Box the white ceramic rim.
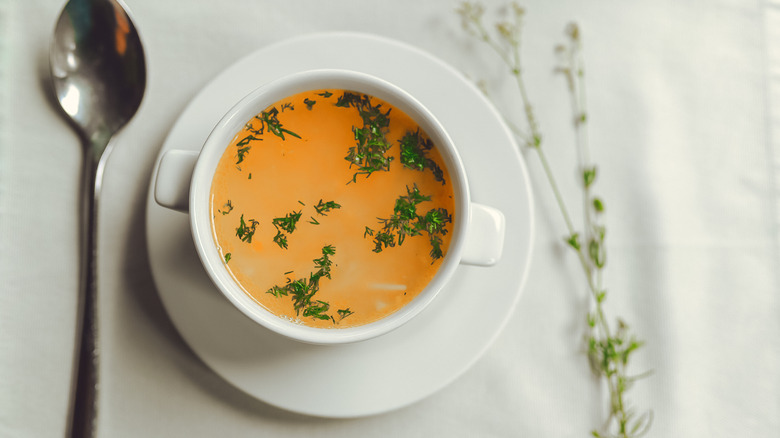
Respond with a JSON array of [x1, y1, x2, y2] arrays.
[[188, 69, 471, 344]]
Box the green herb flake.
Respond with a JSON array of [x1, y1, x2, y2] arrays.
[[313, 245, 336, 278], [304, 98, 316, 110], [369, 185, 451, 261], [234, 134, 262, 166], [273, 231, 288, 249], [270, 209, 303, 249], [266, 284, 289, 298], [429, 235, 444, 261], [272, 210, 302, 234], [314, 199, 342, 215], [337, 92, 395, 183], [372, 231, 396, 252], [236, 134, 260, 147], [236, 146, 251, 165], [302, 300, 330, 320], [254, 107, 301, 141], [317, 91, 333, 98], [235, 214, 260, 243], [399, 130, 446, 184], [337, 308, 354, 320], [224, 253, 231, 263], [219, 200, 234, 215], [265, 245, 337, 321]]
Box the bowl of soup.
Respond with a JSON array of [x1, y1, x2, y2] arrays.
[[154, 69, 505, 344]]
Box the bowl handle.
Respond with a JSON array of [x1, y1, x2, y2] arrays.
[[461, 203, 505, 266], [154, 149, 198, 212]]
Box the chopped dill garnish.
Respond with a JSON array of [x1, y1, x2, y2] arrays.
[[236, 146, 251, 165], [421, 208, 451, 235], [271, 210, 302, 249], [265, 246, 341, 322], [373, 231, 396, 251], [309, 216, 320, 225], [298, 200, 306, 206], [273, 231, 288, 249], [429, 235, 444, 260], [313, 244, 335, 279], [337, 308, 354, 320], [399, 129, 446, 184], [253, 107, 301, 141], [272, 210, 302, 233], [286, 279, 311, 311], [235, 134, 261, 166], [314, 199, 341, 215], [219, 200, 233, 215], [304, 98, 316, 110], [235, 214, 260, 243], [280, 102, 294, 112], [303, 300, 330, 320], [266, 284, 288, 298], [369, 184, 451, 261], [317, 91, 333, 98], [237, 134, 260, 147], [336, 91, 395, 183]]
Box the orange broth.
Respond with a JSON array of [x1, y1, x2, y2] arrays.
[[210, 89, 455, 328]]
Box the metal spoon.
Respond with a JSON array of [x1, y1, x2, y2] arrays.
[[49, 0, 146, 436]]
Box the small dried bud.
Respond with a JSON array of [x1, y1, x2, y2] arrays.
[[496, 21, 513, 39], [457, 2, 484, 22], [566, 22, 580, 41], [457, 2, 485, 35], [511, 2, 525, 18]]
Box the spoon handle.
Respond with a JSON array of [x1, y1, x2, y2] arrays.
[[69, 139, 112, 438]]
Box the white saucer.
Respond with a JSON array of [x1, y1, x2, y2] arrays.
[[145, 32, 534, 418]]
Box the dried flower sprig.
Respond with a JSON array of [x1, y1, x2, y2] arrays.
[[457, 3, 652, 437]]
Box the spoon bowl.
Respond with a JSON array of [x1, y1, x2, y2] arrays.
[[49, 0, 146, 436], [51, 0, 146, 153]]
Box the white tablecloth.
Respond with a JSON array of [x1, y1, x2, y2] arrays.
[[1, 0, 778, 436]]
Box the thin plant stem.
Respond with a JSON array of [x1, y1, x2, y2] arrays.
[[535, 135, 578, 237], [457, 3, 652, 437]]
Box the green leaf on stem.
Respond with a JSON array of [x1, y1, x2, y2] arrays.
[[583, 166, 597, 188], [565, 233, 581, 250], [589, 238, 605, 268], [593, 197, 604, 212]]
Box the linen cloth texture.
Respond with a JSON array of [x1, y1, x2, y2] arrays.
[[0, 0, 777, 436]]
